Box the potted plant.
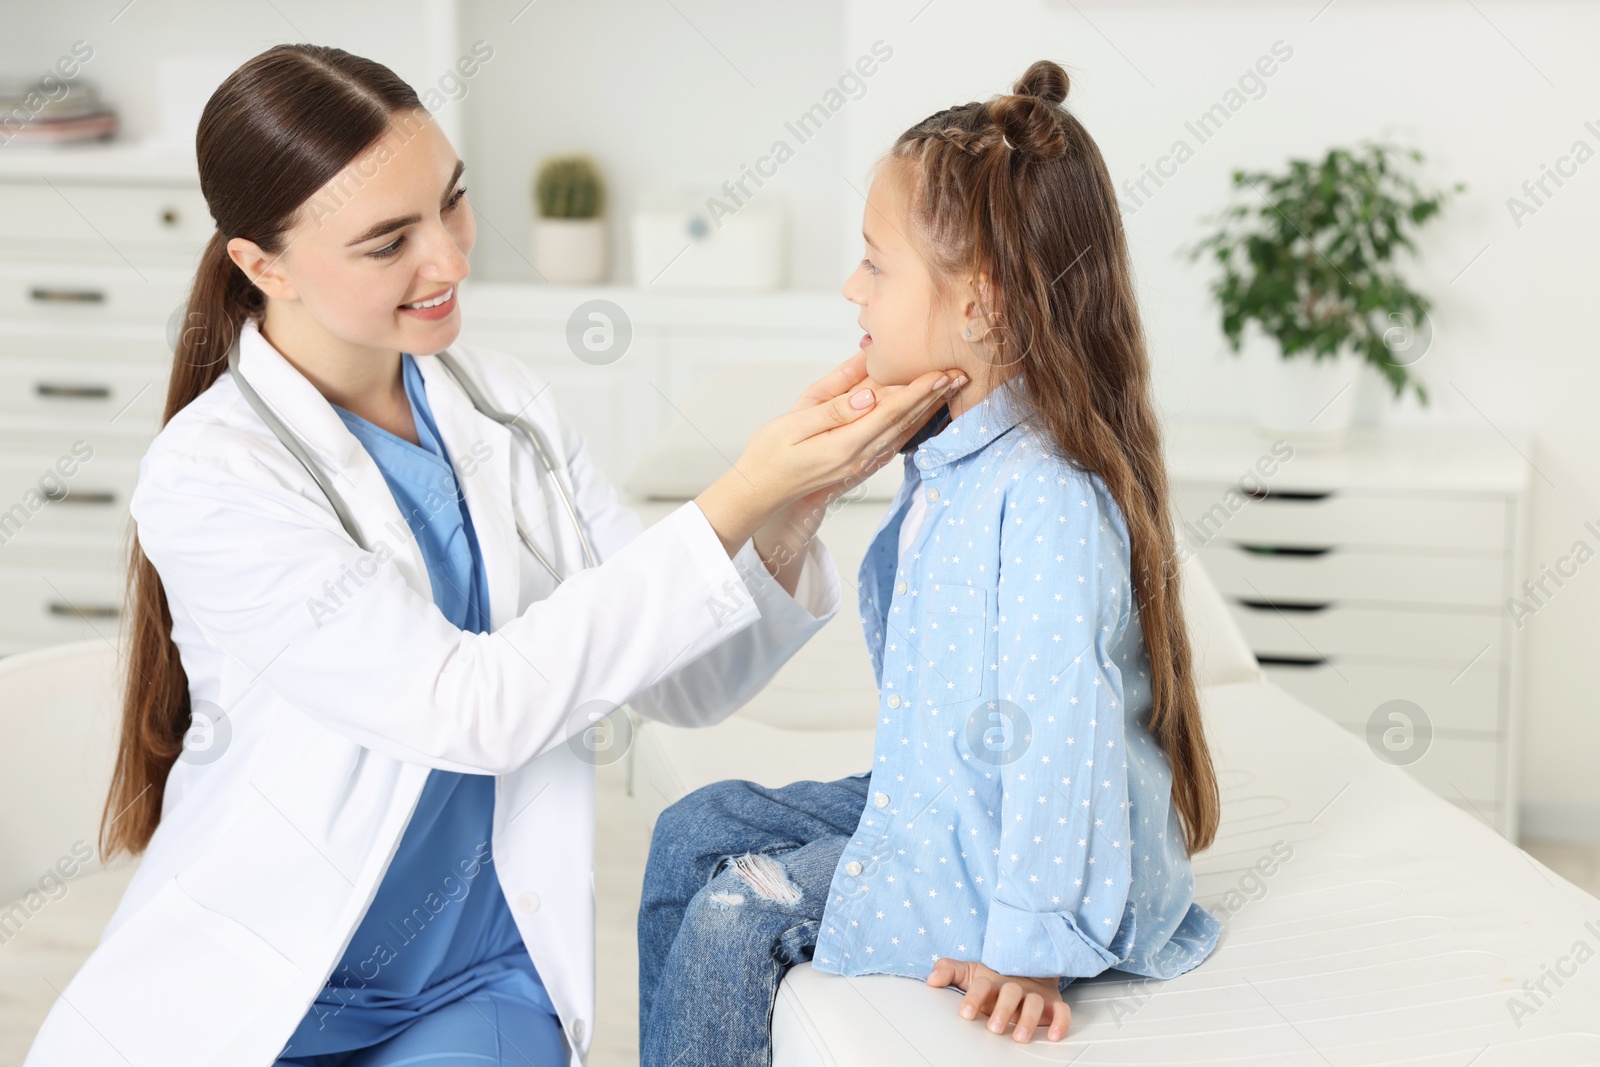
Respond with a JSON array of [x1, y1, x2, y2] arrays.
[[531, 154, 608, 284], [1182, 141, 1464, 446]]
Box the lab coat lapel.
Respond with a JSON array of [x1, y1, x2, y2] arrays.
[[413, 351, 520, 631], [234, 318, 429, 593]]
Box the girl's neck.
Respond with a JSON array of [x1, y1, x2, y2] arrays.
[[945, 367, 1016, 421]]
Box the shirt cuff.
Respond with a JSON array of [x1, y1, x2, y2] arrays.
[[981, 897, 1122, 980], [731, 533, 844, 624]]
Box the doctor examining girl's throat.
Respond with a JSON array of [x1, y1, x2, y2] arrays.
[[223, 111, 470, 446]]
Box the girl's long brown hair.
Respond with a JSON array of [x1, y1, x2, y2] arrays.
[[881, 59, 1220, 854], [102, 44, 430, 860]]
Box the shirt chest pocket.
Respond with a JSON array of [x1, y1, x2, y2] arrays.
[[916, 582, 990, 711]]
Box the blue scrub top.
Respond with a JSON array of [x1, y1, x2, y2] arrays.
[[279, 352, 556, 1058]]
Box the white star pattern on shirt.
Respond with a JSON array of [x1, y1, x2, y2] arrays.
[[810, 387, 1217, 986]]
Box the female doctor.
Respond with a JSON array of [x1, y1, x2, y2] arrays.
[[23, 44, 965, 1067]]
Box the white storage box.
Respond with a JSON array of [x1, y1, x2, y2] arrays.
[[630, 190, 785, 290]]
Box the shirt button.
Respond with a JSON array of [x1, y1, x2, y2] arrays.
[[874, 792, 889, 808], [516, 891, 540, 913], [895, 580, 908, 595], [844, 861, 863, 876], [926, 487, 939, 503], [886, 694, 901, 709]]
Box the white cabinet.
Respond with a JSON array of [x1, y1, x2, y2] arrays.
[[0, 147, 861, 658], [1165, 423, 1532, 840]]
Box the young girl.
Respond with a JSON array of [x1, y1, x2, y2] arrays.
[[638, 59, 1222, 1062]]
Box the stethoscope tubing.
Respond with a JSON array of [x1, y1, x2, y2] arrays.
[[225, 337, 598, 586]]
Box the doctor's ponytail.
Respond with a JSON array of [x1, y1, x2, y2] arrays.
[[104, 43, 431, 859]]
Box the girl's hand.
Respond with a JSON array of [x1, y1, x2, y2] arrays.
[[926, 958, 1071, 1043]]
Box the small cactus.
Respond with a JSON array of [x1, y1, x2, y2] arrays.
[[534, 155, 606, 219]]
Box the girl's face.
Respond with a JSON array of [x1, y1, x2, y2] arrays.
[[238, 109, 476, 357], [841, 165, 984, 405]]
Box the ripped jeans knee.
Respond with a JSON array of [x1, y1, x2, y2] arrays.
[[704, 850, 805, 910]]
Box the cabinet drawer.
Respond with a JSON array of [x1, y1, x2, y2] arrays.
[[1199, 542, 1506, 608], [1335, 722, 1500, 806], [0, 260, 192, 322], [1230, 601, 1502, 664], [0, 447, 140, 549], [0, 557, 126, 648], [0, 354, 169, 432], [1263, 658, 1502, 733], [0, 182, 210, 251], [1173, 486, 1509, 553]]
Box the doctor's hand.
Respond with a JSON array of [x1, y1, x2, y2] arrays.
[[926, 958, 1072, 1044], [696, 351, 964, 558]]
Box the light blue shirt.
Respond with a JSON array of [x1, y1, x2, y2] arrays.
[[279, 352, 556, 1057], [810, 378, 1220, 988]]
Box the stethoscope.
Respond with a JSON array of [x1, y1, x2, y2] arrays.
[[225, 336, 599, 586]]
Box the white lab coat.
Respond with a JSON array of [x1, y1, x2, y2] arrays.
[[24, 316, 842, 1067]]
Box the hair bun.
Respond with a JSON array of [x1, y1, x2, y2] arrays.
[[987, 60, 1069, 160], [1014, 60, 1069, 106]]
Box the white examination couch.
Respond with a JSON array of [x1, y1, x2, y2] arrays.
[[622, 364, 1600, 1066]]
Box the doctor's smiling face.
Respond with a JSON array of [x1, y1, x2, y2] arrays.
[[225, 108, 473, 398]]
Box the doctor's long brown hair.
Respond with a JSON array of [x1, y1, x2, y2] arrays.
[[884, 59, 1220, 854], [102, 44, 432, 859]]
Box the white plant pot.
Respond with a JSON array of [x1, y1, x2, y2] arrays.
[[1240, 323, 1366, 449], [531, 217, 607, 284]]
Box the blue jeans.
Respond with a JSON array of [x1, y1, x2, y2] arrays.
[[638, 773, 871, 1067]]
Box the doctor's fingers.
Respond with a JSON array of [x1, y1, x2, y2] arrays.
[[794, 367, 963, 462], [830, 368, 967, 469], [789, 350, 870, 413]]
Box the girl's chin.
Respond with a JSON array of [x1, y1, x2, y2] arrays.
[[863, 350, 911, 387]]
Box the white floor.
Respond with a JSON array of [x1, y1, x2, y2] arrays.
[[3, 762, 1596, 1066]]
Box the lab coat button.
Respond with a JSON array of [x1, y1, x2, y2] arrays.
[[516, 891, 540, 913], [886, 694, 901, 709], [570, 1017, 586, 1043], [895, 580, 908, 595], [874, 792, 889, 808], [844, 860, 863, 876]]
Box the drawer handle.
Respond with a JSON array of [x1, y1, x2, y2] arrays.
[[1237, 598, 1332, 613], [1239, 544, 1333, 557], [1240, 487, 1332, 502], [36, 382, 113, 400], [42, 486, 116, 505], [1257, 654, 1329, 668], [48, 601, 120, 620], [29, 287, 107, 305]]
